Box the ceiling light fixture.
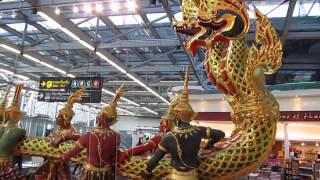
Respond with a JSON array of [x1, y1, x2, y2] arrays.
[[95, 3, 103, 13], [73, 6, 79, 13], [142, 106, 158, 115], [111, 2, 120, 12], [0, 73, 9, 81], [126, 0, 137, 11], [0, 44, 20, 54], [84, 3, 92, 13], [23, 54, 68, 75], [55, 8, 60, 14], [38, 10, 169, 111], [0, 69, 29, 81], [100, 102, 135, 115], [11, 11, 17, 18], [96, 52, 127, 73]]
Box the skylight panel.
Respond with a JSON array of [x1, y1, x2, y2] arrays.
[[38, 21, 59, 29], [146, 13, 170, 23], [7, 23, 27, 32], [108, 15, 143, 25], [0, 28, 7, 35], [293, 2, 320, 17]]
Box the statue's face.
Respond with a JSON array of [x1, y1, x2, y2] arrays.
[[159, 119, 168, 133], [6, 111, 22, 122]]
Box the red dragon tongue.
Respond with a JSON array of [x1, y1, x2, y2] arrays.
[[187, 39, 206, 57]]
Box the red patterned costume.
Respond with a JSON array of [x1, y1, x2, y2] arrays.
[[59, 84, 124, 180], [34, 88, 85, 180]]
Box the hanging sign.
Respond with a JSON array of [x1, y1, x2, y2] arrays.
[[38, 77, 103, 103]]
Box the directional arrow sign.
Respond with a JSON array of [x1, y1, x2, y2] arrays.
[[41, 81, 46, 87]]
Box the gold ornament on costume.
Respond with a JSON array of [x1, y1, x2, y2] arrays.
[[58, 87, 85, 120], [5, 84, 23, 122], [0, 88, 9, 120], [161, 96, 180, 130], [15, 0, 284, 179], [173, 66, 195, 122], [99, 84, 124, 125]]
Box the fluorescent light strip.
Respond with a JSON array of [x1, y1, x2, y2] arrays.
[[102, 88, 140, 107], [23, 54, 68, 75], [120, 97, 140, 107], [0, 44, 20, 54], [0, 73, 9, 81], [96, 52, 127, 74], [38, 11, 168, 110], [67, 74, 76, 78], [117, 107, 135, 115], [38, 11, 95, 51], [0, 69, 29, 80], [100, 102, 135, 115], [102, 88, 115, 96], [142, 107, 159, 115]]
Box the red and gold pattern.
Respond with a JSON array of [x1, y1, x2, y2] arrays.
[[34, 88, 85, 180], [0, 89, 9, 124], [15, 0, 283, 179]]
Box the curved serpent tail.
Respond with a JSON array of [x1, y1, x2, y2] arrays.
[[16, 0, 282, 179]]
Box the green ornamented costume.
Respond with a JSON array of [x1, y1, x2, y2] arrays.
[[0, 84, 26, 179], [146, 67, 225, 180]]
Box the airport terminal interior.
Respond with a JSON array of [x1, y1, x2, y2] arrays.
[[0, 0, 319, 179]]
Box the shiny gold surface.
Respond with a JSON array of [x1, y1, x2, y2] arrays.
[[15, 1, 282, 179], [99, 84, 124, 125], [83, 163, 111, 173], [174, 66, 195, 122], [58, 87, 85, 118]]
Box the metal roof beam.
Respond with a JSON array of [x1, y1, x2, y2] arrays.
[[15, 65, 186, 73], [281, 0, 297, 46], [0, 39, 180, 52], [99, 17, 148, 62], [35, 7, 168, 104], [160, 1, 203, 87], [137, 9, 176, 64]]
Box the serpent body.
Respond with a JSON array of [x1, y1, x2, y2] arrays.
[[15, 0, 282, 179]]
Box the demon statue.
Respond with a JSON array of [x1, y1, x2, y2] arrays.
[[34, 88, 85, 180], [0, 84, 26, 179], [58, 84, 125, 180]]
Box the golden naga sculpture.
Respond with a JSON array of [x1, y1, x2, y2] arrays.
[[15, 0, 282, 179]]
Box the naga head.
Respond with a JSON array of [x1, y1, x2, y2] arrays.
[[174, 0, 250, 56]]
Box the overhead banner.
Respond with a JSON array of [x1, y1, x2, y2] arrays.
[[195, 111, 320, 122], [38, 77, 103, 103]]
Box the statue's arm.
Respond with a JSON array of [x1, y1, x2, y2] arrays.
[[61, 133, 88, 161], [200, 126, 225, 144], [146, 136, 169, 174], [146, 148, 166, 173]]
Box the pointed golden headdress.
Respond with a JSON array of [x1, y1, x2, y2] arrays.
[[5, 84, 23, 122], [58, 87, 85, 118], [173, 66, 196, 122], [0, 88, 9, 119], [160, 95, 180, 130], [99, 84, 124, 125]]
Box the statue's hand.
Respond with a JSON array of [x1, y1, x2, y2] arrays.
[[50, 136, 64, 147], [118, 150, 129, 163]]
